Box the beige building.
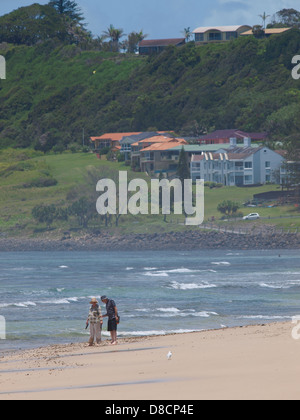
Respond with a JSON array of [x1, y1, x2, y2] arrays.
[[193, 25, 252, 44]]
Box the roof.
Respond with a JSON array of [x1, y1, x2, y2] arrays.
[[170, 145, 205, 152], [192, 146, 285, 162], [120, 131, 172, 144], [139, 38, 186, 48], [198, 129, 268, 141], [275, 150, 288, 157], [136, 136, 187, 145], [193, 25, 251, 34], [140, 142, 186, 152], [241, 28, 291, 36], [90, 133, 142, 142], [139, 136, 174, 144]]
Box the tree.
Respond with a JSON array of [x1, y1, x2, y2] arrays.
[[102, 24, 125, 52], [182, 27, 192, 42], [259, 12, 270, 29], [32, 204, 68, 228], [176, 147, 190, 216], [69, 197, 95, 228], [285, 134, 300, 200], [0, 4, 68, 45], [217, 201, 240, 217], [269, 8, 300, 28], [252, 25, 265, 39], [176, 147, 190, 183], [48, 0, 84, 24], [127, 30, 147, 53]]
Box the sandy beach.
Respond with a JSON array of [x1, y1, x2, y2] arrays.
[[0, 321, 300, 400]]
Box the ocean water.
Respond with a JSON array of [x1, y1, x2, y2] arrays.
[[0, 249, 300, 352]]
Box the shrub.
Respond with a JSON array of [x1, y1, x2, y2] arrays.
[[23, 176, 58, 188], [217, 200, 240, 216]]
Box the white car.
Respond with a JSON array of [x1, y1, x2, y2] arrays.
[[243, 213, 260, 220]]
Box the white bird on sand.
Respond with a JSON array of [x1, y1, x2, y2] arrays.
[[167, 351, 172, 360]]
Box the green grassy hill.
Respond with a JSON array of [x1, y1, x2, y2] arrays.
[[1, 28, 300, 150], [1, 5, 300, 238], [0, 149, 299, 238]]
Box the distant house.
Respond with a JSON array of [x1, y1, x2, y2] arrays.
[[90, 132, 142, 152], [191, 138, 285, 186], [120, 132, 174, 160], [241, 27, 292, 37], [131, 136, 187, 176], [193, 25, 252, 44], [138, 38, 186, 55], [197, 129, 268, 145]]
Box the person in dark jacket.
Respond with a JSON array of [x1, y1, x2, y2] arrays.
[[101, 296, 119, 345]]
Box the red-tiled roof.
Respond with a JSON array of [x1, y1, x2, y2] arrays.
[[140, 142, 186, 152], [90, 133, 142, 142], [134, 136, 187, 146]]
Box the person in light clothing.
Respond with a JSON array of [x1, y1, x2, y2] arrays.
[[86, 298, 103, 346]]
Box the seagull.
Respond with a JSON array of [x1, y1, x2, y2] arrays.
[[167, 351, 172, 360]]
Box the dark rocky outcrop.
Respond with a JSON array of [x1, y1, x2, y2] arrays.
[[0, 230, 299, 252]]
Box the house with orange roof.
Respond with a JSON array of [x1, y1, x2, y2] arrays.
[[119, 131, 174, 160], [90, 132, 143, 152], [133, 137, 188, 176]]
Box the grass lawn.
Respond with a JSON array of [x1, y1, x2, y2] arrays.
[[0, 149, 299, 237]]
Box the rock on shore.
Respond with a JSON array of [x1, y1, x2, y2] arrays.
[[0, 230, 299, 252]]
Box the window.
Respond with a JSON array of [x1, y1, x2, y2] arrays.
[[245, 175, 253, 184], [235, 162, 243, 170], [244, 162, 253, 169], [195, 33, 204, 42], [265, 161, 271, 168], [226, 32, 237, 40], [209, 32, 222, 41]]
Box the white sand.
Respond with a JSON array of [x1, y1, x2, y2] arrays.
[[1, 322, 300, 400]]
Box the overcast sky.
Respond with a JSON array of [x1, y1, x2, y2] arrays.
[[1, 0, 299, 39]]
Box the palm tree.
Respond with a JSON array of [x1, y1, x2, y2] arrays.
[[102, 24, 125, 52], [259, 12, 270, 29], [182, 27, 192, 42]]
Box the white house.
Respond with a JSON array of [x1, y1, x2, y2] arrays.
[[190, 138, 285, 186]]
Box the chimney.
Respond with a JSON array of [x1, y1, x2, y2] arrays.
[[230, 137, 237, 147], [243, 137, 252, 148]]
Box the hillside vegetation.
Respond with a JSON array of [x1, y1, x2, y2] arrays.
[[1, 4, 300, 238], [0, 26, 300, 151], [0, 149, 298, 238]]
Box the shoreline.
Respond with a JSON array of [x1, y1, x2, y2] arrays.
[[0, 321, 278, 357], [1, 321, 300, 400], [0, 230, 299, 251], [0, 319, 289, 353]]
